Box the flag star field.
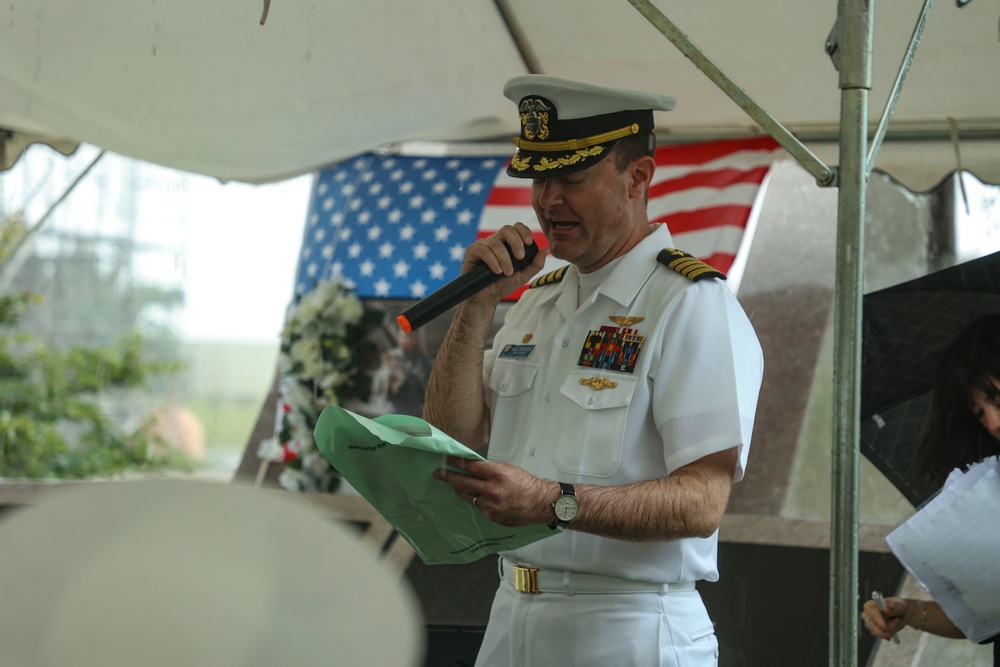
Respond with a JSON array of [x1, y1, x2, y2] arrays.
[[295, 154, 506, 300]]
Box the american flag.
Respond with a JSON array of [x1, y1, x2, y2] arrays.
[[292, 137, 781, 300]]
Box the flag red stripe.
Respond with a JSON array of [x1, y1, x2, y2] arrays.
[[488, 165, 772, 208], [487, 185, 533, 207], [649, 165, 772, 198], [653, 136, 780, 166], [504, 285, 529, 301], [701, 252, 736, 274], [654, 205, 753, 234], [476, 138, 779, 300]]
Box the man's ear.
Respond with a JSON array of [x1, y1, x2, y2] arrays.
[[628, 155, 656, 199]]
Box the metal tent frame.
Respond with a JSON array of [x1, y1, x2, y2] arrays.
[[617, 1, 935, 664]]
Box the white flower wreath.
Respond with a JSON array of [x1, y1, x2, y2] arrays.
[[258, 276, 382, 493]]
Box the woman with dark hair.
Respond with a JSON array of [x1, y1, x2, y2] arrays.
[[912, 312, 1000, 490], [861, 312, 1000, 661]]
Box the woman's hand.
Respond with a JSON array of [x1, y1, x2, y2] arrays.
[[861, 596, 908, 642]]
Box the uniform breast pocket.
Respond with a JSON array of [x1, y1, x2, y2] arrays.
[[554, 371, 638, 477], [486, 360, 539, 461]]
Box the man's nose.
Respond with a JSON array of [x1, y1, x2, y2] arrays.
[[534, 179, 562, 208]]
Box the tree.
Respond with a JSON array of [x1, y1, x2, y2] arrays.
[[0, 212, 188, 479]]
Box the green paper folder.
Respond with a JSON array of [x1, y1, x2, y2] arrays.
[[314, 405, 557, 565]]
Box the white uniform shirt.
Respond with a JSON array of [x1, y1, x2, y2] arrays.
[[483, 224, 763, 584]]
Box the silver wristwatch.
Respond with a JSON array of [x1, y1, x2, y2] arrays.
[[548, 482, 578, 529]]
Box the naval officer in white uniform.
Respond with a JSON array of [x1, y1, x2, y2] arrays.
[[425, 74, 764, 667]]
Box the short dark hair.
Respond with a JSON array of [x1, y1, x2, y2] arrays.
[[612, 133, 655, 173], [913, 312, 1000, 490]]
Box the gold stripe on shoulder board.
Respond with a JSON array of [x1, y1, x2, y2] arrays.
[[529, 266, 568, 288], [656, 248, 726, 282]]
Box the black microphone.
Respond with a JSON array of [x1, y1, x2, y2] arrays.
[[396, 242, 539, 333]]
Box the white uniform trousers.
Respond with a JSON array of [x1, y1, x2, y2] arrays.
[[475, 568, 720, 667]]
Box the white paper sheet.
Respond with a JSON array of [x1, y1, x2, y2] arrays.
[[886, 458, 1000, 642]]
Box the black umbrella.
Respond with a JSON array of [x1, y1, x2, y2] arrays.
[[860, 250, 1000, 507]]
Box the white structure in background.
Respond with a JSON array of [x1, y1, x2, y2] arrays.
[[0, 144, 310, 469]]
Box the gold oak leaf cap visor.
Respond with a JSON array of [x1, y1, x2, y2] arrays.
[[503, 74, 676, 179]]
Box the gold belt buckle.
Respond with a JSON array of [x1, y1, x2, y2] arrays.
[[513, 564, 540, 593]]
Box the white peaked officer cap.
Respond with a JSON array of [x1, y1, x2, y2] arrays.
[[503, 74, 676, 178]]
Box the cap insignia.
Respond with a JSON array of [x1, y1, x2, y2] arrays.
[[609, 316, 644, 327], [579, 376, 618, 391], [518, 98, 551, 141], [657, 248, 726, 282]]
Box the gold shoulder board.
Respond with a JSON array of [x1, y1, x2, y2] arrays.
[[529, 266, 568, 288], [656, 248, 726, 282]]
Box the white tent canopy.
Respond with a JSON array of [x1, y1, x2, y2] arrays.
[[1, 0, 998, 187], [2, 3, 999, 665]]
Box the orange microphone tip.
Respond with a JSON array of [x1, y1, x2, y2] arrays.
[[396, 314, 412, 333]]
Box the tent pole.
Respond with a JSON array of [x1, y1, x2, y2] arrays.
[[493, 0, 544, 74], [623, 0, 875, 661], [625, 0, 835, 187], [866, 0, 935, 181], [0, 149, 105, 287], [831, 0, 872, 665]]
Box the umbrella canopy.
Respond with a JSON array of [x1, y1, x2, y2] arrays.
[[861, 250, 1000, 507]]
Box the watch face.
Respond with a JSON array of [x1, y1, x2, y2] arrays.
[[554, 495, 579, 522]]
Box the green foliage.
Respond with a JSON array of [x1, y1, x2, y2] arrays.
[[0, 212, 27, 264], [0, 292, 41, 327], [0, 205, 191, 480], [0, 296, 187, 480]]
